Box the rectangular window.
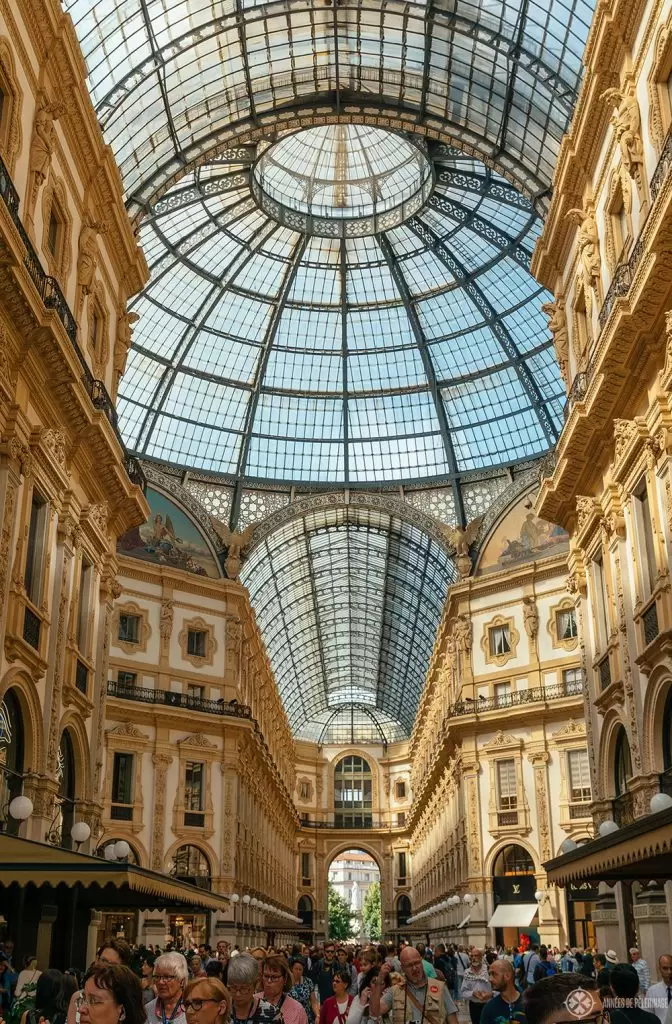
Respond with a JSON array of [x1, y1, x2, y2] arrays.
[[117, 671, 137, 688], [398, 851, 407, 882], [185, 761, 204, 811], [187, 629, 207, 658], [395, 780, 406, 800], [494, 682, 511, 706], [299, 780, 310, 800], [563, 668, 583, 696], [634, 481, 657, 595], [25, 492, 48, 606], [118, 614, 140, 644], [593, 554, 610, 650], [557, 608, 578, 640], [496, 759, 518, 810], [47, 209, 60, 257], [112, 752, 134, 805], [301, 852, 311, 885], [568, 749, 592, 803], [397, 812, 406, 827], [489, 625, 511, 656], [76, 557, 92, 651], [187, 684, 204, 701]]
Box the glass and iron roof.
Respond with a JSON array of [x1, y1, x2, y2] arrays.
[[240, 505, 455, 743]]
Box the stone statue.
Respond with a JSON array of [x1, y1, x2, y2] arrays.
[[600, 87, 644, 184], [29, 93, 63, 186], [523, 597, 539, 640], [113, 311, 139, 388], [441, 516, 483, 579], [541, 298, 570, 390], [160, 599, 174, 640], [210, 520, 256, 579], [77, 215, 107, 297], [453, 614, 472, 653], [566, 207, 601, 297]]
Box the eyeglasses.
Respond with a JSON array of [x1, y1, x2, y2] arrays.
[[98, 957, 119, 967], [184, 1000, 220, 1013], [263, 975, 284, 982], [77, 995, 111, 1009], [154, 975, 178, 982]]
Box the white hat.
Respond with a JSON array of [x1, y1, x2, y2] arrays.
[[606, 950, 618, 964]]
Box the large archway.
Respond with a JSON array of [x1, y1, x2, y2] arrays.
[[327, 848, 381, 942]]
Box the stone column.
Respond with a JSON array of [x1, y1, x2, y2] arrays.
[[36, 905, 58, 968], [0, 439, 26, 644], [634, 888, 669, 968], [151, 753, 172, 871], [143, 915, 170, 947], [593, 883, 625, 959], [86, 911, 103, 965]]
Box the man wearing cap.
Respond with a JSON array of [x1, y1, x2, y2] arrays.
[[369, 947, 458, 1024], [631, 950, 651, 997], [643, 955, 672, 1024], [596, 952, 618, 989]]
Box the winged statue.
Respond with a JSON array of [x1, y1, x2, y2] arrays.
[[210, 519, 257, 579], [440, 516, 483, 578]]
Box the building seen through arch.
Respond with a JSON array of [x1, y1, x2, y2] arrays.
[[1, 0, 672, 971]]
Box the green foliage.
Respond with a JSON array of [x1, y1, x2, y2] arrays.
[[362, 880, 382, 941], [328, 882, 356, 940]]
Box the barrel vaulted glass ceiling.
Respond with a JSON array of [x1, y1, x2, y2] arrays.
[[66, 0, 597, 743]]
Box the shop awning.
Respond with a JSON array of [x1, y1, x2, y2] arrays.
[[487, 904, 538, 928], [457, 914, 471, 929], [544, 805, 672, 886], [0, 834, 228, 912]]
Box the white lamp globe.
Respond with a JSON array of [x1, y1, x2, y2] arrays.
[[8, 795, 33, 821], [598, 820, 619, 837], [104, 844, 117, 860], [250, 898, 258, 907], [463, 893, 475, 906], [560, 838, 578, 854], [114, 840, 131, 859], [650, 792, 672, 814], [231, 893, 240, 902], [71, 821, 91, 844], [534, 890, 544, 902], [242, 894, 251, 904]]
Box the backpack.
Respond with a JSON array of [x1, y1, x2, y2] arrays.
[[534, 961, 557, 982]]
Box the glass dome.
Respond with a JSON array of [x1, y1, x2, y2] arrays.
[[118, 137, 564, 489]]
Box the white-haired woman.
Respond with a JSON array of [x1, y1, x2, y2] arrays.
[[147, 953, 189, 1024]]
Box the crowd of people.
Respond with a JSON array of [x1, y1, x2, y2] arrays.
[[0, 936, 670, 1024]]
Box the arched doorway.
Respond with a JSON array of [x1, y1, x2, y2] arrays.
[[327, 848, 381, 941], [333, 755, 373, 828], [298, 895, 314, 932], [490, 844, 539, 947], [169, 845, 212, 948], [0, 690, 24, 835], [396, 894, 411, 931]]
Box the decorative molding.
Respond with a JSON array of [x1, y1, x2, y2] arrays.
[[552, 719, 586, 739], [112, 600, 151, 655], [548, 597, 580, 651], [179, 733, 218, 749], [480, 613, 520, 667], [107, 721, 149, 740], [178, 615, 217, 668]]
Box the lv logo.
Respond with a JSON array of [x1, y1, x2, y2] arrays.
[[512, 883, 520, 894]]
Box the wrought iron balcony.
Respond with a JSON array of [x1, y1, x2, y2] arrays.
[[563, 371, 589, 421], [300, 817, 404, 830], [447, 680, 583, 718], [0, 152, 144, 493], [107, 679, 252, 718]]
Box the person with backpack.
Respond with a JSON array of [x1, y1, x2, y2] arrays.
[[521, 946, 541, 989], [532, 947, 558, 983], [560, 948, 579, 974]]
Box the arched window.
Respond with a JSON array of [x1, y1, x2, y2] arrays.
[[493, 844, 535, 877], [0, 690, 24, 835], [171, 845, 211, 889], [334, 755, 373, 827], [298, 895, 313, 929], [397, 894, 411, 929], [55, 730, 75, 849], [614, 727, 632, 797], [663, 689, 672, 771]]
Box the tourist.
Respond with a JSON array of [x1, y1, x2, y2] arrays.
[[139, 955, 156, 1006], [607, 963, 658, 1024], [433, 946, 457, 998], [355, 950, 378, 987], [522, 948, 541, 989], [0, 958, 16, 1017], [335, 952, 357, 997], [560, 949, 579, 975], [460, 949, 492, 1024], [368, 947, 458, 1024], [414, 946, 437, 980], [227, 953, 263, 1024], [630, 952, 651, 998], [289, 958, 318, 1024], [643, 954, 672, 1023], [183, 977, 230, 1024], [257, 955, 307, 1024], [319, 972, 353, 1024], [524, 975, 601, 1024], [314, 945, 339, 1004], [533, 949, 557, 983], [190, 959, 207, 981], [481, 960, 526, 1024], [78, 966, 145, 1024], [147, 952, 189, 1024], [18, 970, 64, 1024], [456, 948, 471, 997], [14, 956, 41, 1001], [347, 965, 390, 1024]]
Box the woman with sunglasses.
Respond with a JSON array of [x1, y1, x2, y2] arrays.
[[182, 978, 231, 1024], [319, 972, 353, 1024], [256, 956, 307, 1024]]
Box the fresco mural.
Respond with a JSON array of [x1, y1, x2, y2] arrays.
[[117, 487, 220, 577], [477, 493, 569, 575]]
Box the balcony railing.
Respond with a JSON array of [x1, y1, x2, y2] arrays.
[[0, 151, 144, 493], [642, 601, 660, 646], [107, 679, 252, 717], [569, 803, 592, 819], [23, 606, 41, 650], [563, 371, 589, 421], [614, 790, 636, 827], [447, 680, 583, 718], [497, 811, 518, 826], [301, 817, 404, 830]]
